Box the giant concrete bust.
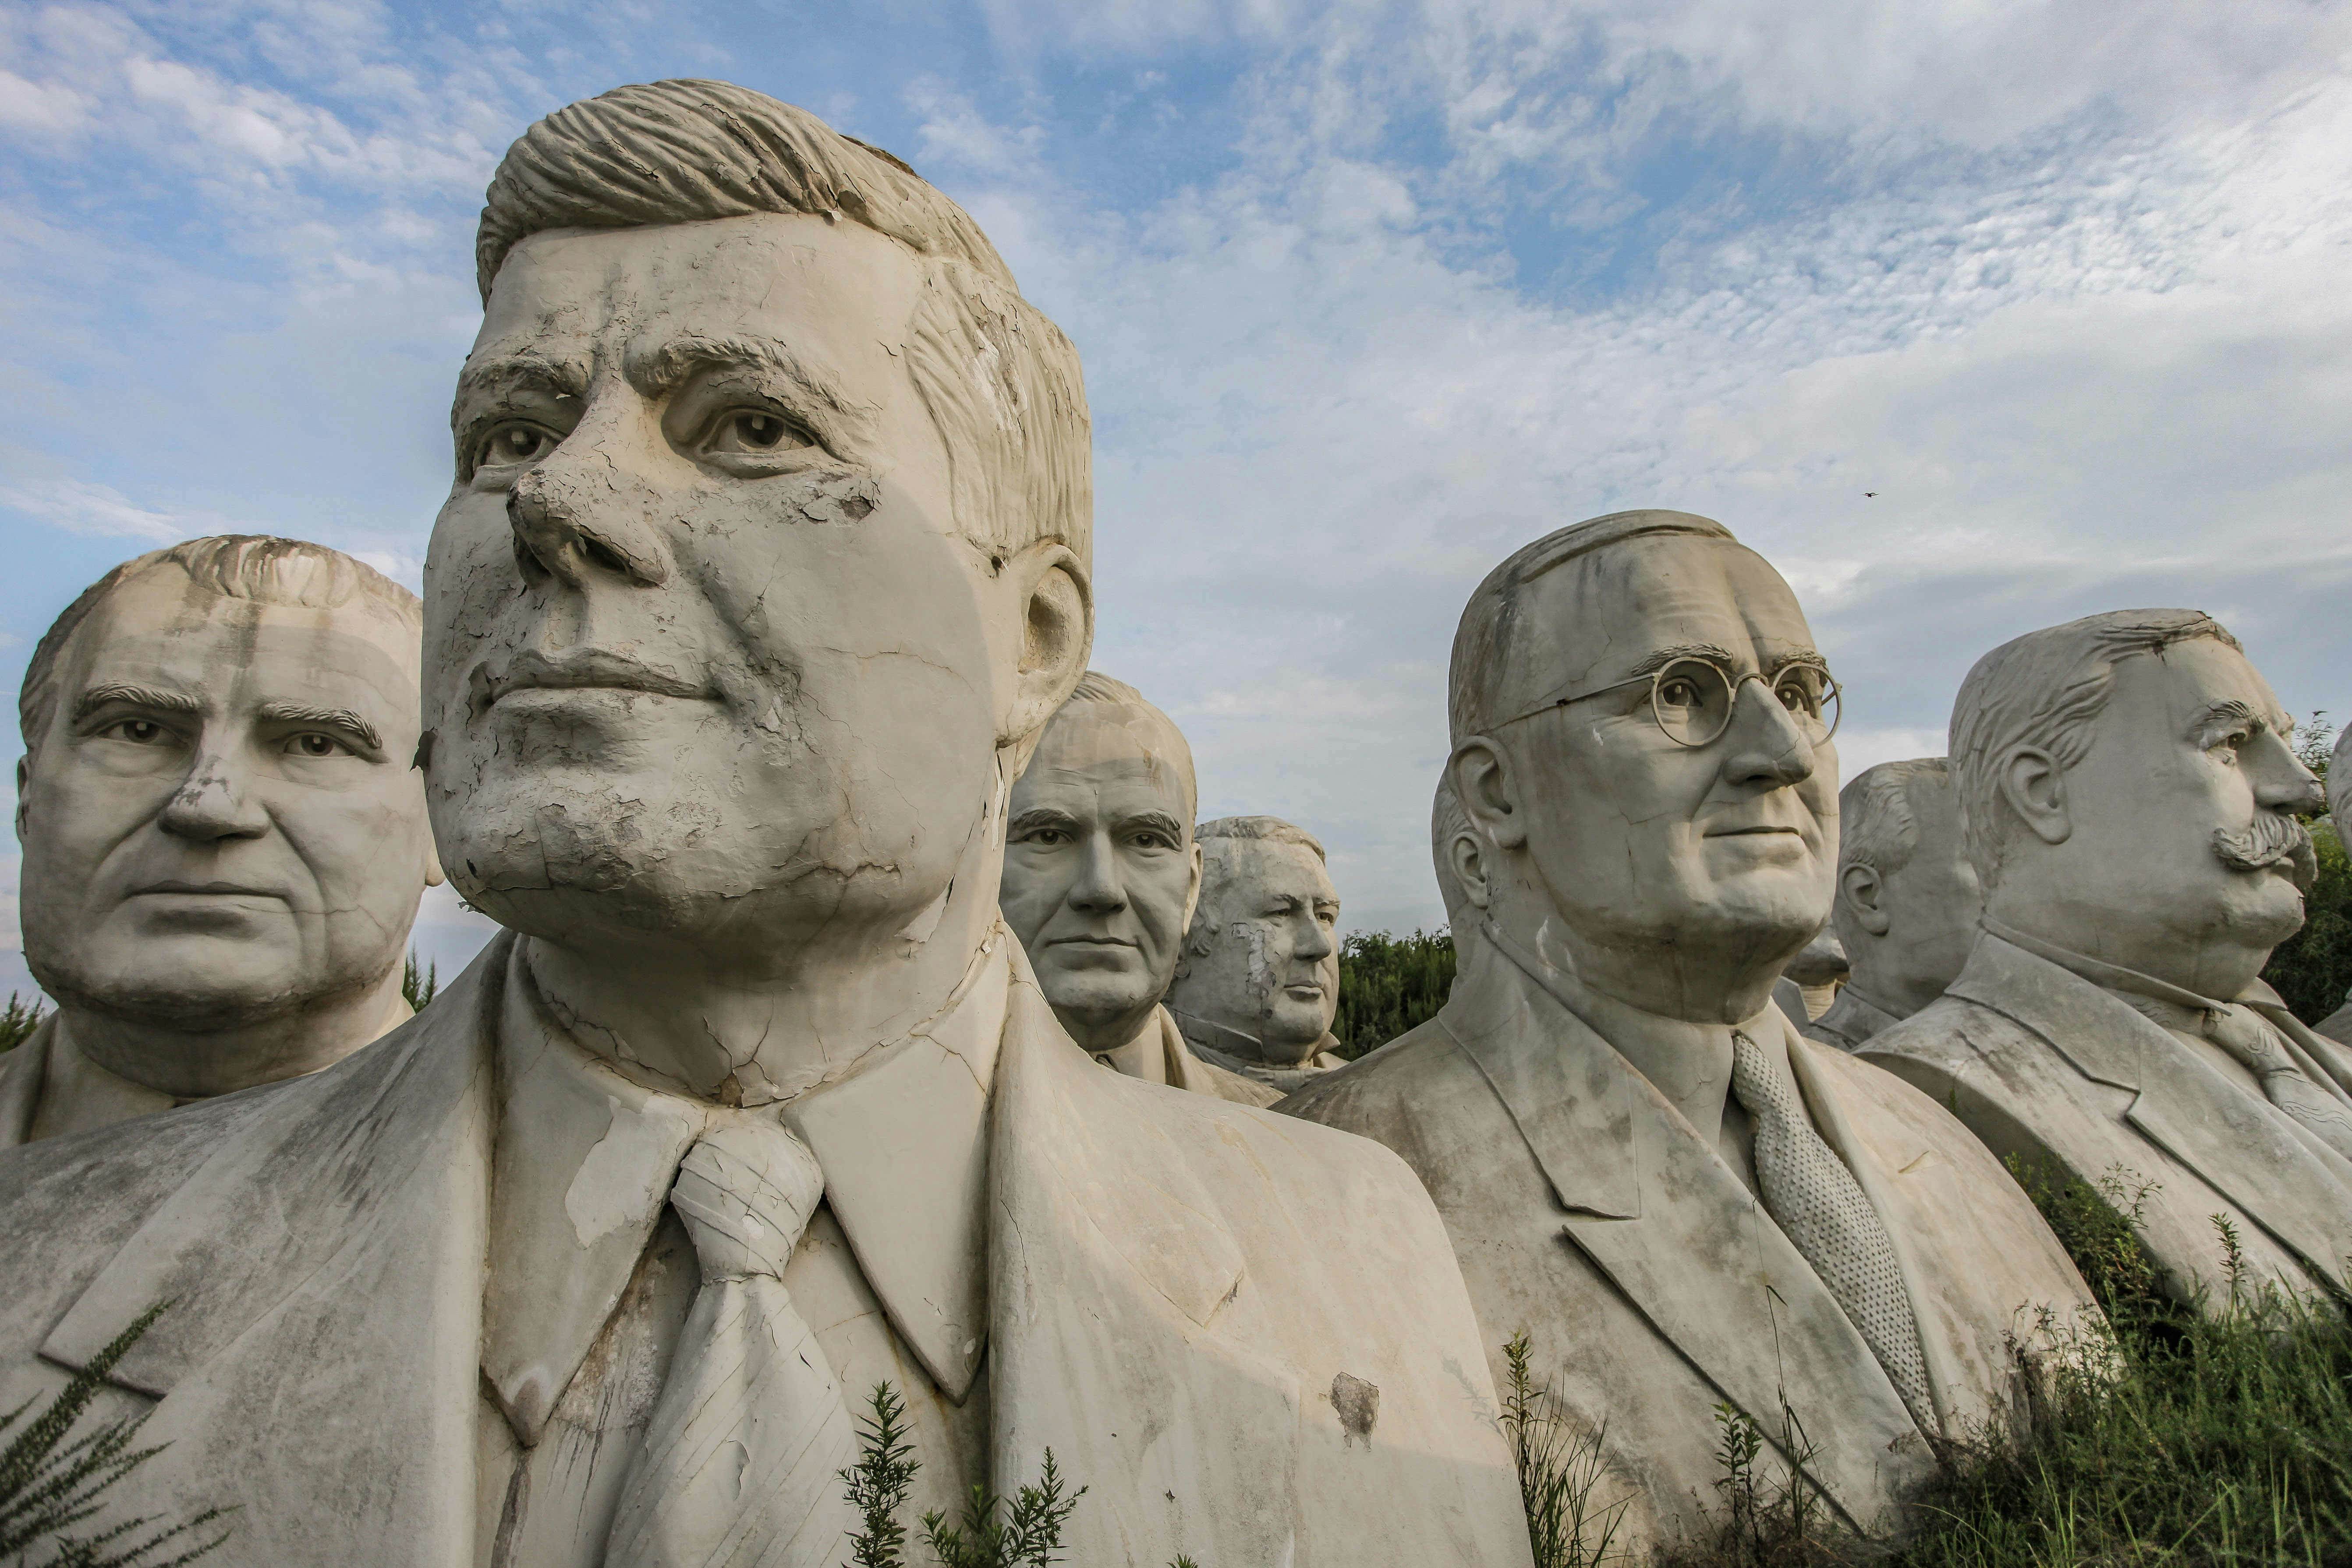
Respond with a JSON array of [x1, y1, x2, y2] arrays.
[[1806, 758, 1981, 1051], [999, 672, 1271, 1103], [0, 81, 1530, 1568], [1863, 611, 2352, 1307], [1284, 510, 2095, 1557], [0, 535, 436, 1147], [1167, 814, 1346, 1093]]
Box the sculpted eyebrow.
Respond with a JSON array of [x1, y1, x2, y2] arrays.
[[625, 333, 876, 456], [1009, 806, 1083, 833], [1118, 810, 1187, 838], [453, 352, 587, 411], [259, 701, 385, 754], [72, 683, 201, 724], [1628, 643, 1739, 677], [2190, 700, 2262, 745]]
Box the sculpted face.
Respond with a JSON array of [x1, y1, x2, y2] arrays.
[[1459, 535, 1837, 1021], [1843, 776, 1981, 1015], [1175, 840, 1340, 1064], [1000, 701, 1200, 1052], [1992, 637, 2321, 995], [426, 212, 1031, 965], [17, 570, 434, 1092]]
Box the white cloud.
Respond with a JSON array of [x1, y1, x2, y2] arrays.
[[0, 477, 223, 543]]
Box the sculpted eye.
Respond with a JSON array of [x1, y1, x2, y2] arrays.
[[285, 733, 348, 758], [707, 409, 815, 457], [1658, 677, 1704, 710], [1020, 827, 1073, 847], [109, 719, 170, 745], [1130, 831, 1174, 850], [477, 422, 559, 469]]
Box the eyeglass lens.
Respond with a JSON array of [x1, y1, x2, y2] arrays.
[[1649, 658, 1840, 748]]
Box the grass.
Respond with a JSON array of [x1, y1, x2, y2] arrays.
[[0, 993, 46, 1055]]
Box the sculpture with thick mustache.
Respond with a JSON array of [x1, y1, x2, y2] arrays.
[[2213, 809, 2317, 890]]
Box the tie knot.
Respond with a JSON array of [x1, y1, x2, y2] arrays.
[[1728, 1028, 1787, 1118], [671, 1118, 825, 1283]]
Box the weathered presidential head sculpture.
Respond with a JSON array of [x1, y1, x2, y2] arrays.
[[1000, 673, 1201, 1054], [1168, 815, 1344, 1084], [7, 535, 435, 1143], [1449, 509, 1839, 1022], [1950, 610, 2322, 998], [1807, 759, 1981, 1050], [1863, 609, 2352, 1307], [427, 79, 1092, 1103], [1284, 510, 2099, 1554]]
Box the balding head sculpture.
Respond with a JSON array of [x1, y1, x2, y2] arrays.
[[1286, 510, 2096, 1556], [1864, 610, 2352, 1308], [1806, 759, 1981, 1051], [1168, 814, 1346, 1094], [2, 536, 436, 1146], [0, 82, 1530, 1568], [1001, 673, 1272, 1103]]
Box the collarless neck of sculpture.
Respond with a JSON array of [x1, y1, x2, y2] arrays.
[[46, 970, 412, 1105], [1482, 917, 1774, 1143]]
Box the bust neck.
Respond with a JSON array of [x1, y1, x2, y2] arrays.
[[524, 807, 1011, 1108], [56, 965, 410, 1102]]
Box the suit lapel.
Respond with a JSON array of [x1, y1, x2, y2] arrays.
[[1952, 935, 2352, 1286], [1449, 945, 1921, 1522]]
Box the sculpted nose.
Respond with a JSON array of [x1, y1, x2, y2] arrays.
[[508, 462, 673, 590], [157, 755, 271, 845], [1294, 915, 1335, 963], [1066, 834, 1127, 913], [2253, 739, 2328, 816], [1718, 679, 1817, 790]]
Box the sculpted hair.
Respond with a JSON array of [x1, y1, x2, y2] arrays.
[[1840, 759, 1950, 879], [1053, 669, 1197, 820], [475, 79, 1091, 568], [1950, 609, 2242, 883], [21, 536, 421, 755], [1449, 510, 1736, 742]]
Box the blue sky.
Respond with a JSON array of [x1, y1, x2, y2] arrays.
[[4, 0, 2349, 990]]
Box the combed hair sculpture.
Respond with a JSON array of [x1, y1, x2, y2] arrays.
[[474, 78, 1091, 573]]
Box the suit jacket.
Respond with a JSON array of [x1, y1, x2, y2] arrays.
[[1280, 936, 2096, 1557], [1863, 932, 2352, 1305], [0, 931, 1533, 1568]]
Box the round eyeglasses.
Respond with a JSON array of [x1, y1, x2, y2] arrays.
[[1495, 655, 1842, 749]]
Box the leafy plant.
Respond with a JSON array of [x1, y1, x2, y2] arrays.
[[840, 1381, 1203, 1568], [1333, 927, 1457, 1057], [2263, 821, 2352, 1026], [1502, 1332, 1629, 1568], [0, 992, 46, 1055], [0, 1303, 228, 1567]]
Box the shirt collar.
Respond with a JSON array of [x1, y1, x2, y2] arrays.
[[482, 928, 1010, 1446]]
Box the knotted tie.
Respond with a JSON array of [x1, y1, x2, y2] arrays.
[[604, 1119, 859, 1568], [2201, 1003, 2352, 1163], [1729, 1029, 1935, 1434]]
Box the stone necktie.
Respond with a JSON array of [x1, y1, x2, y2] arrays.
[[604, 1118, 859, 1568], [1728, 1029, 1935, 1435], [2201, 1002, 2352, 1163]]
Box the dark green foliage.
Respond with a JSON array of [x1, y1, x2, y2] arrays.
[[843, 1382, 1204, 1568], [1654, 1400, 1864, 1568], [2263, 822, 2351, 1026], [0, 1303, 228, 1567], [0, 993, 46, 1055], [1333, 927, 1456, 1058], [918, 1452, 1084, 1568], [401, 953, 439, 1014], [1503, 1332, 1629, 1568], [1891, 1173, 2352, 1566], [842, 1385, 918, 1568]]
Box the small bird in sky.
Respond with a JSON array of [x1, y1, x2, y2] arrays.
[[1864, 491, 1877, 498]]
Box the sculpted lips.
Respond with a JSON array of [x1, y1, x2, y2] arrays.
[[134, 880, 283, 898], [475, 648, 711, 711]]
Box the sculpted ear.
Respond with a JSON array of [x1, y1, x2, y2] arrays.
[[1181, 840, 1204, 934], [999, 542, 1092, 755], [1451, 738, 1526, 851], [1448, 831, 1491, 911], [1997, 747, 2072, 847], [1840, 863, 1891, 937]]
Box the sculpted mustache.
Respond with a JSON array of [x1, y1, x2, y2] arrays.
[[2211, 812, 2317, 890]]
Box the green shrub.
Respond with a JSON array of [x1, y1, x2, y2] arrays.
[[0, 993, 46, 1055]]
